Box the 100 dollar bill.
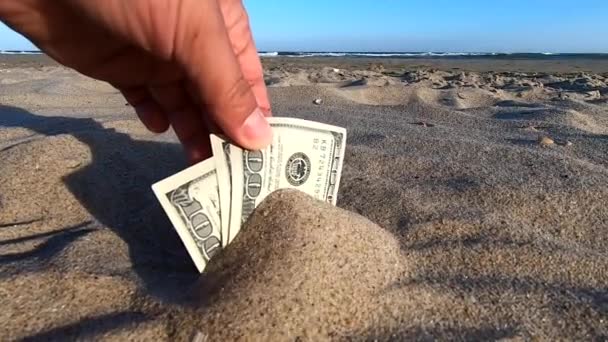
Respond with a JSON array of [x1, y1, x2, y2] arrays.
[[223, 117, 347, 245], [151, 159, 223, 272], [153, 117, 347, 272], [210, 134, 233, 248]]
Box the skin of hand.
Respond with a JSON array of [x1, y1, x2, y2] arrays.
[[0, 0, 272, 163]]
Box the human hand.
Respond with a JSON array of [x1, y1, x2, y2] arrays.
[[0, 0, 272, 163]]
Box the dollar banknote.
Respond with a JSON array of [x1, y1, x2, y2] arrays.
[[151, 159, 223, 272], [225, 117, 346, 245], [153, 117, 347, 272], [210, 134, 232, 248]]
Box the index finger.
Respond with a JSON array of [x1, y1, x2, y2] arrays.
[[221, 1, 271, 116], [175, 0, 272, 150]]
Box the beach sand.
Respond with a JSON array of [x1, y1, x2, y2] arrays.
[[1, 56, 607, 340]]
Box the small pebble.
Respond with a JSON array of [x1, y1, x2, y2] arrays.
[[565, 141, 573, 147], [313, 98, 323, 105], [539, 136, 554, 147]]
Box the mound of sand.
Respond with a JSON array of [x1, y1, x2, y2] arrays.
[[173, 189, 405, 340]]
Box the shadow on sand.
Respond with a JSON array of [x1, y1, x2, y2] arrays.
[[0, 105, 201, 303]]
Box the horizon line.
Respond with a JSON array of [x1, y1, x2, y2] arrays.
[[1, 49, 608, 54]]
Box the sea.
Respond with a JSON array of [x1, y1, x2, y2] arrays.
[[1, 50, 607, 60], [257, 52, 608, 60]]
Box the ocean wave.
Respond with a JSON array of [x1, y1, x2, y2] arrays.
[[258, 51, 279, 57], [257, 51, 608, 60], [258, 51, 505, 58]]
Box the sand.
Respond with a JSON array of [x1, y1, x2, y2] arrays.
[[1, 56, 607, 340]]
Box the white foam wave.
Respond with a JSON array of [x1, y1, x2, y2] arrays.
[[258, 52, 279, 57], [276, 52, 502, 58], [0, 50, 43, 55]]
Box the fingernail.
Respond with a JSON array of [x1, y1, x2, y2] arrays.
[[242, 108, 273, 148]]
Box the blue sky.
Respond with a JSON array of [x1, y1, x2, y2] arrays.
[[1, 0, 607, 52]]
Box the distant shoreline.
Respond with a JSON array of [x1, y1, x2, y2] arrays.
[[1, 52, 607, 74]]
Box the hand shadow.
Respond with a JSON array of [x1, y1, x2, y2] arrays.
[[0, 105, 200, 303]]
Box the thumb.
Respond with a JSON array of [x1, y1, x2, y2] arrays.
[[176, 0, 272, 150]]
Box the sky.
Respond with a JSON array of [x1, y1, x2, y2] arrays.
[[1, 0, 607, 52]]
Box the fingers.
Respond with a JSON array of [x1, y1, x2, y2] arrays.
[[174, 0, 272, 150], [122, 84, 210, 164], [168, 107, 212, 164], [241, 54, 272, 117], [221, 1, 271, 116], [148, 83, 211, 163], [121, 87, 170, 133]]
